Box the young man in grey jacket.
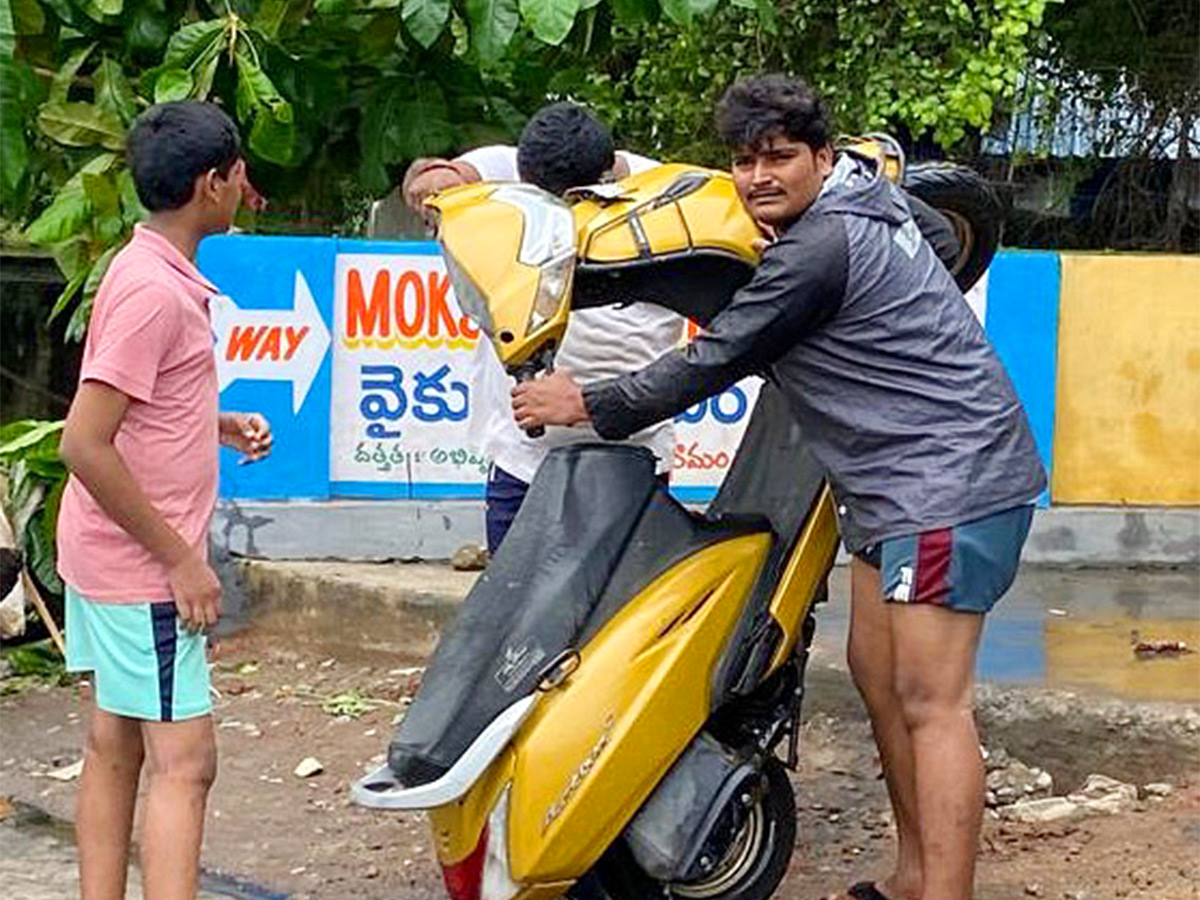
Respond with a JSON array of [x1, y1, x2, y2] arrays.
[[512, 75, 1046, 900]]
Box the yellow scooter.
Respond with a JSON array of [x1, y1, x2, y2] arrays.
[[352, 141, 997, 900]]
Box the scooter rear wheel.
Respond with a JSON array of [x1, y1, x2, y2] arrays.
[[590, 758, 796, 900]]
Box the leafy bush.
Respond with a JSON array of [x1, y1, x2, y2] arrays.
[[0, 419, 67, 613]]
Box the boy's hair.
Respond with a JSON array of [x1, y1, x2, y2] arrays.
[[716, 75, 832, 151], [127, 101, 241, 212], [517, 102, 616, 196]]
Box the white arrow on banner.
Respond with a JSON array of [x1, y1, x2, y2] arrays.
[[211, 271, 331, 414]]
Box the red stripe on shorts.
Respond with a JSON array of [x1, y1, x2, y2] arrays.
[[914, 528, 952, 604]]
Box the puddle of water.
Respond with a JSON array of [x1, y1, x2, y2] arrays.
[[816, 565, 1200, 703], [1043, 617, 1200, 702], [985, 567, 1200, 701]]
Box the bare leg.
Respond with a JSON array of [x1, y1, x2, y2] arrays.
[[890, 604, 984, 900], [77, 703, 145, 900], [845, 559, 922, 900], [139, 716, 217, 900]]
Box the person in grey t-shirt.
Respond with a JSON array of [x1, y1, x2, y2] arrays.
[[513, 75, 1045, 900]]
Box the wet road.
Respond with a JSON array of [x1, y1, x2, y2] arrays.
[[3, 564, 1196, 898], [0, 802, 261, 900], [812, 564, 1200, 701]]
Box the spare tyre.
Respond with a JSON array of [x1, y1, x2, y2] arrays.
[[903, 162, 1002, 292]]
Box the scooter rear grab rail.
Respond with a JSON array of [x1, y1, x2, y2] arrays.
[[350, 695, 537, 810]]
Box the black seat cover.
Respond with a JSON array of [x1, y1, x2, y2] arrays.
[[706, 379, 830, 703], [387, 385, 825, 785], [388, 444, 658, 785]]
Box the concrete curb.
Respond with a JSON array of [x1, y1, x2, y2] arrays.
[[1021, 507, 1199, 566], [237, 559, 478, 612], [228, 560, 476, 663], [213, 499, 1200, 568]]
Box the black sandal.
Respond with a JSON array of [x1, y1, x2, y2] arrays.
[[848, 883, 896, 900]]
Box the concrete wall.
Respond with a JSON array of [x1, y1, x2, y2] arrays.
[[211, 499, 1199, 566], [198, 239, 1200, 563], [981, 251, 1200, 508], [980, 252, 1060, 506]]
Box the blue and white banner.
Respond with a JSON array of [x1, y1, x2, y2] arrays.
[[198, 235, 758, 502], [199, 235, 1059, 505]]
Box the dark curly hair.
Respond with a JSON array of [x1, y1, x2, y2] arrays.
[[127, 101, 241, 211], [716, 74, 832, 151], [517, 102, 615, 196]]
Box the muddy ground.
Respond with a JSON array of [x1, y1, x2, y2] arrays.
[[2, 608, 1198, 900]]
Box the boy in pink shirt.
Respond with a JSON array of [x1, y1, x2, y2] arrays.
[[58, 101, 270, 900]]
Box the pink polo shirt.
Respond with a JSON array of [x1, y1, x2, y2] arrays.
[[57, 225, 220, 602]]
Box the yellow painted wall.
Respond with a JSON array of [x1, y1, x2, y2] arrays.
[[1054, 255, 1200, 505]]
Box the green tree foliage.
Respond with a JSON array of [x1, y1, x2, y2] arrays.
[[1, 0, 1056, 335], [997, 0, 1198, 251], [574, 0, 1059, 167], [0, 0, 651, 335], [1043, 0, 1197, 132], [0, 419, 66, 601]]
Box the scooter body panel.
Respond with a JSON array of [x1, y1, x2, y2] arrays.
[[496, 533, 771, 883], [428, 751, 514, 866], [765, 487, 841, 674], [571, 165, 761, 266]]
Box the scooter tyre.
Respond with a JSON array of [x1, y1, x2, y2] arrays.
[[590, 758, 796, 900], [903, 162, 1002, 293]]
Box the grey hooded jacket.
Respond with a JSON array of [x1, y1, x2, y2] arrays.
[[583, 155, 1047, 551]]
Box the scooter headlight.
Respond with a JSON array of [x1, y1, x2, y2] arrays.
[[491, 184, 576, 338], [527, 250, 574, 335]]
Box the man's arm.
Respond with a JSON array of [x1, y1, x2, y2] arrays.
[[60, 382, 220, 629], [514, 213, 849, 438]]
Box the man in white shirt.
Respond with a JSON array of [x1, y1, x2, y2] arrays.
[[403, 103, 683, 552]]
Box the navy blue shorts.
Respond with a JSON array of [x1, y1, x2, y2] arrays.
[[856, 505, 1034, 614], [484, 465, 529, 555]]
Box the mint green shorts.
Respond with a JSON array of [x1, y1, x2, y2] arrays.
[[65, 586, 212, 722]]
